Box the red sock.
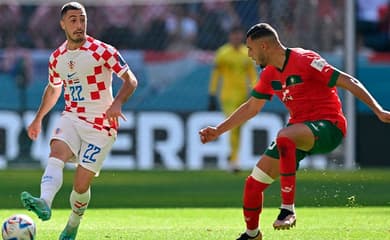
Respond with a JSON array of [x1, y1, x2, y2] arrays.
[[276, 137, 296, 205], [243, 176, 270, 230]]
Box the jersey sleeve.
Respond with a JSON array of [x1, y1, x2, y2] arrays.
[[104, 46, 129, 77], [48, 53, 63, 88], [251, 67, 273, 100], [307, 55, 341, 87]]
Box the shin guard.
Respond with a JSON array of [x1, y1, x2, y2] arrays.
[[243, 176, 269, 230], [277, 137, 296, 205]]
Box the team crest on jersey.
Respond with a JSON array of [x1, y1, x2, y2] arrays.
[[68, 60, 75, 70]]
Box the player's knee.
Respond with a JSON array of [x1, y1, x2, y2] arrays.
[[276, 128, 294, 140], [49, 140, 73, 161], [73, 184, 90, 194], [250, 166, 274, 184]]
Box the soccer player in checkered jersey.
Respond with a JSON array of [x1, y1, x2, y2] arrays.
[[20, 2, 138, 239], [199, 23, 390, 240]]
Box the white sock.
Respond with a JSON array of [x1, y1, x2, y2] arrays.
[[40, 157, 64, 207], [281, 204, 295, 213], [246, 229, 259, 237], [68, 188, 90, 227]]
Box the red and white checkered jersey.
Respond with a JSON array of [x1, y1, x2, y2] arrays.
[[48, 36, 129, 133]]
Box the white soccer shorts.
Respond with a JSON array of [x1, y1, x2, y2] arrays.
[[50, 114, 115, 174]]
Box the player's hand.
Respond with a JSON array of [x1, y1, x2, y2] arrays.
[[199, 126, 220, 143], [105, 101, 127, 129], [27, 119, 42, 141], [376, 109, 390, 123]]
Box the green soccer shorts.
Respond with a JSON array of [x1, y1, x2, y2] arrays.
[[264, 120, 344, 168]]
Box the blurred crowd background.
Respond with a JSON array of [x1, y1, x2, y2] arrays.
[[1, 0, 388, 53], [1, 0, 390, 168]]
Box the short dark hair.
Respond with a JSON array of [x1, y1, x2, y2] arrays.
[[60, 2, 86, 18], [246, 23, 279, 40]]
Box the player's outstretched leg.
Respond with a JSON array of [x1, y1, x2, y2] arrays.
[[59, 223, 79, 240], [20, 191, 51, 221], [273, 208, 296, 230], [236, 231, 262, 240]]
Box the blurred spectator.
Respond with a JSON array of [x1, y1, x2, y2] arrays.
[[291, 0, 344, 52], [233, 0, 259, 30], [138, 3, 169, 50], [357, 0, 390, 52], [0, 0, 348, 52], [196, 2, 229, 50], [316, 0, 344, 52], [166, 4, 198, 51], [84, 5, 106, 41], [265, 0, 294, 47], [0, 2, 22, 48], [28, 4, 63, 49], [100, 4, 135, 49]]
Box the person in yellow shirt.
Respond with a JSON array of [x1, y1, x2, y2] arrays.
[[208, 25, 258, 172]]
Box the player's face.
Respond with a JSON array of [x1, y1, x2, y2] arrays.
[[246, 37, 267, 68], [60, 9, 87, 44], [229, 31, 243, 48]]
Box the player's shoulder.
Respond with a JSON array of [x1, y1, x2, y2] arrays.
[[259, 65, 275, 80], [84, 35, 118, 53], [215, 44, 230, 55], [289, 47, 322, 61], [290, 48, 332, 73], [49, 41, 67, 62]]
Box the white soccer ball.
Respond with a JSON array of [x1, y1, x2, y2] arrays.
[[1, 214, 36, 240]]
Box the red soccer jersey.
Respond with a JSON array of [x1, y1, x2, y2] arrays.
[[251, 48, 347, 135]]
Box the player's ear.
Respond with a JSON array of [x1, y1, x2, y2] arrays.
[[60, 20, 65, 30], [259, 40, 267, 50]]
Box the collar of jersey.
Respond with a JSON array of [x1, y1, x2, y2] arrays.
[[276, 48, 291, 72]]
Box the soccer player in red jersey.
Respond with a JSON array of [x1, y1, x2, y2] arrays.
[[199, 23, 390, 240], [20, 2, 138, 240]]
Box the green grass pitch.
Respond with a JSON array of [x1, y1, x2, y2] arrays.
[[1, 169, 389, 239], [1, 207, 389, 239]]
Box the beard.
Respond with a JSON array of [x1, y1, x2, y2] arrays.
[[70, 35, 85, 43], [66, 31, 86, 44]]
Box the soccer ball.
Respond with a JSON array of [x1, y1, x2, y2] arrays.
[[1, 214, 36, 240]]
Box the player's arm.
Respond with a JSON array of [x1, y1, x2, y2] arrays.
[[336, 72, 390, 123], [28, 84, 62, 140], [200, 96, 266, 143], [105, 69, 138, 126]]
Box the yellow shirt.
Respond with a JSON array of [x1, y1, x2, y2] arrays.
[[209, 43, 258, 102]]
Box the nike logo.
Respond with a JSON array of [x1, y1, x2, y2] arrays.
[[67, 72, 77, 78]]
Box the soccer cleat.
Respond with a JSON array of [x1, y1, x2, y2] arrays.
[[59, 223, 79, 240], [20, 191, 51, 221], [236, 231, 262, 240], [273, 208, 296, 230]]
